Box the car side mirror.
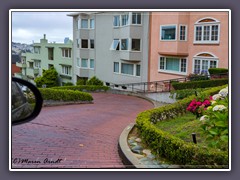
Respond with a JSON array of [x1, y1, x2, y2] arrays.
[[11, 77, 43, 126]]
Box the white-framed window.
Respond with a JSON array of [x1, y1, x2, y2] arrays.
[[90, 39, 94, 49], [194, 18, 220, 43], [121, 63, 134, 75], [81, 39, 88, 48], [90, 59, 94, 69], [114, 62, 119, 73], [136, 64, 141, 76], [81, 19, 88, 29], [34, 60, 41, 68], [131, 39, 141, 51], [113, 15, 120, 27], [90, 19, 94, 29], [62, 66, 71, 75], [111, 39, 120, 50], [159, 56, 187, 74], [160, 25, 177, 40], [62, 48, 72, 58], [81, 58, 88, 68], [179, 25, 187, 41], [193, 53, 218, 74], [132, 13, 141, 25], [121, 14, 129, 26], [121, 39, 128, 50]]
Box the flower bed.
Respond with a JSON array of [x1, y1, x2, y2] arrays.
[[136, 85, 228, 167]]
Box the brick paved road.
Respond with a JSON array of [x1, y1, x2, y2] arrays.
[[12, 93, 153, 169]]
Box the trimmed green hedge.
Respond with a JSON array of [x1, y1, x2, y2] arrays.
[[51, 85, 110, 92], [172, 79, 228, 90], [208, 68, 228, 75], [136, 85, 228, 166], [170, 88, 210, 100], [39, 88, 93, 102]]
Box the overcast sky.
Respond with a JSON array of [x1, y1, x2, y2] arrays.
[[12, 12, 74, 44]]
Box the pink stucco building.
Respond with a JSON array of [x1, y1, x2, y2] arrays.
[[148, 11, 229, 82]]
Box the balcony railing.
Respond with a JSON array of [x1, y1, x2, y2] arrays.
[[16, 62, 27, 68], [27, 68, 39, 77]]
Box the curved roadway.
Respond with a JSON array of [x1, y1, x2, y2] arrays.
[[12, 93, 153, 168]]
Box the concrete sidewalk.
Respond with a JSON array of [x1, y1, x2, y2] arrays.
[[11, 93, 153, 169]]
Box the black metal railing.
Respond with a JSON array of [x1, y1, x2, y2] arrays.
[[107, 73, 228, 93]]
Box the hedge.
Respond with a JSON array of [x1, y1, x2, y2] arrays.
[[39, 88, 93, 102], [51, 85, 110, 92], [136, 85, 228, 166], [208, 68, 228, 75], [172, 79, 228, 90], [170, 88, 210, 100]]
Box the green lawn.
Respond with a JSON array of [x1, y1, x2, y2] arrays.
[[155, 112, 228, 150]]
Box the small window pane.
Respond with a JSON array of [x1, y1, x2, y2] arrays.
[[121, 63, 134, 75], [131, 39, 140, 51], [113, 16, 120, 27], [195, 26, 202, 41], [90, 59, 94, 69], [122, 14, 129, 26], [90, 19, 94, 29], [179, 25, 186, 41], [211, 25, 219, 41], [203, 26, 210, 41], [166, 58, 179, 71], [180, 59, 187, 72], [210, 61, 217, 68], [81, 19, 88, 28], [161, 26, 176, 40], [114, 62, 119, 73], [90, 39, 94, 49], [112, 39, 120, 50], [121, 39, 128, 50], [136, 65, 141, 76], [194, 59, 201, 74], [81, 39, 88, 48], [81, 59, 88, 68], [201, 60, 209, 74], [160, 57, 165, 70]]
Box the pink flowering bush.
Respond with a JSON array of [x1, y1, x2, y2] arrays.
[[186, 96, 212, 117]]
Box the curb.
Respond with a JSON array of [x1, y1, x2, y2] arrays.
[[118, 123, 145, 168]]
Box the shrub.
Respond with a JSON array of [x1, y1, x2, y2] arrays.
[[172, 79, 228, 90], [34, 67, 58, 88], [63, 82, 74, 86], [39, 88, 93, 102], [52, 85, 109, 92], [76, 79, 87, 85], [188, 73, 209, 81], [86, 76, 103, 86], [208, 68, 228, 75], [170, 88, 210, 100], [136, 85, 228, 166]]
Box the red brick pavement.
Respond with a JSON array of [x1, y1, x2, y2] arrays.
[[11, 93, 153, 169]]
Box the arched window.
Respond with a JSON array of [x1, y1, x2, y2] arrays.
[[193, 52, 218, 74], [194, 17, 220, 43]]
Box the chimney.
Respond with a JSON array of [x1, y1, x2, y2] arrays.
[[44, 34, 46, 39]]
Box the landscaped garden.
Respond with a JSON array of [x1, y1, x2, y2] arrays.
[[136, 79, 229, 168]]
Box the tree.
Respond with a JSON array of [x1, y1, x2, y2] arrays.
[[34, 67, 58, 88]]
